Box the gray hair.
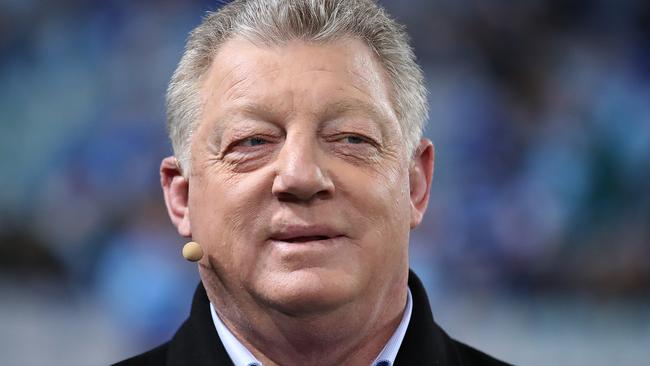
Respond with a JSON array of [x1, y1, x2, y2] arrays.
[[167, 0, 428, 173]]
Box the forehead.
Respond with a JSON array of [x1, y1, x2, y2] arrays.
[[199, 37, 398, 126]]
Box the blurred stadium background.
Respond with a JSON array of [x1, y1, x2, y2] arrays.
[[1, 0, 648, 364]]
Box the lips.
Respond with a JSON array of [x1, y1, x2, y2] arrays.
[[269, 225, 343, 243], [280, 235, 330, 243]]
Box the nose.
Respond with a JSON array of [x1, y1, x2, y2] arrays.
[[271, 135, 335, 202]]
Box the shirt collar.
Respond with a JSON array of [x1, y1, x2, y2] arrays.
[[210, 288, 413, 366], [210, 303, 261, 366], [371, 288, 413, 366]]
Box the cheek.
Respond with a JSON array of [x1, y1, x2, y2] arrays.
[[371, 177, 411, 243], [335, 161, 411, 239], [373, 162, 409, 214], [188, 169, 273, 265], [337, 164, 411, 282]]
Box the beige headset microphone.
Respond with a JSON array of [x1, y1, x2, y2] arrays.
[[182, 241, 204, 262]]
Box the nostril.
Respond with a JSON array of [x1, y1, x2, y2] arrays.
[[274, 191, 302, 203], [271, 162, 335, 202]]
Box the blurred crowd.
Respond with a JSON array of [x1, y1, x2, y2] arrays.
[[0, 0, 648, 364], [388, 0, 650, 297]]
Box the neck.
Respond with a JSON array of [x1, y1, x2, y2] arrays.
[[201, 268, 408, 366]]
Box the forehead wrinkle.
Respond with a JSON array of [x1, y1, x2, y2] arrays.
[[221, 74, 253, 103], [205, 50, 281, 106], [203, 59, 245, 102]]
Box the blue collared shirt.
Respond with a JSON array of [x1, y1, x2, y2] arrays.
[[210, 289, 413, 366]]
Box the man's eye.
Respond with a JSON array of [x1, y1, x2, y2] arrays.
[[238, 137, 268, 147], [342, 135, 366, 144]]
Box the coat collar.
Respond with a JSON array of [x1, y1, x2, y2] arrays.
[[395, 270, 461, 364], [164, 270, 470, 365], [166, 280, 234, 365]]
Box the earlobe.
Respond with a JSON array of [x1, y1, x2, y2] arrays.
[[409, 139, 435, 228], [161, 156, 192, 237]]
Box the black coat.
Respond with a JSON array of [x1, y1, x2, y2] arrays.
[[114, 271, 511, 365]]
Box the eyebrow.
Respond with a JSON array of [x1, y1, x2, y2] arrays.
[[208, 102, 278, 128], [320, 99, 394, 137], [221, 102, 290, 125], [322, 99, 390, 122], [210, 98, 394, 138]]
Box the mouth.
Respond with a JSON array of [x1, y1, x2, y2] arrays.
[[269, 225, 344, 244], [279, 235, 331, 243]]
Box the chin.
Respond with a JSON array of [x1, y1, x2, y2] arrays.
[[250, 267, 362, 316]]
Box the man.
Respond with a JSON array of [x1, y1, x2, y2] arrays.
[[117, 0, 510, 365]]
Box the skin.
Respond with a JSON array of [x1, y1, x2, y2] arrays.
[[161, 37, 434, 366]]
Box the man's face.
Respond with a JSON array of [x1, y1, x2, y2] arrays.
[[182, 37, 428, 314]]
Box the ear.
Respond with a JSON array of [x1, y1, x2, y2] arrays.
[[161, 156, 192, 237], [409, 139, 435, 228]]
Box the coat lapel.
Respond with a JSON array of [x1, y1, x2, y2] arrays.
[[165, 271, 487, 366], [394, 270, 464, 365], [166, 283, 234, 365]]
